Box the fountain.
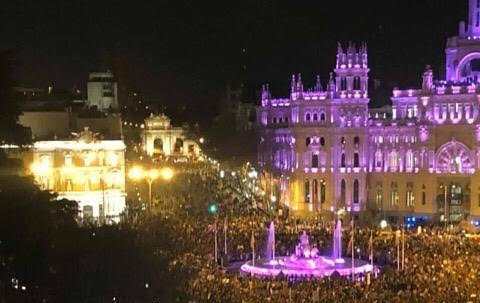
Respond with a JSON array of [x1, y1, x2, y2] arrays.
[[266, 222, 275, 260], [332, 219, 345, 264], [240, 220, 375, 279]]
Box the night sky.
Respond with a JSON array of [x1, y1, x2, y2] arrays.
[[1, 0, 467, 107]]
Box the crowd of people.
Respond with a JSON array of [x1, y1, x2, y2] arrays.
[[146, 159, 480, 302]]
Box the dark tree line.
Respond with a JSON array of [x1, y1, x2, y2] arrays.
[[0, 176, 192, 302], [0, 50, 30, 149]]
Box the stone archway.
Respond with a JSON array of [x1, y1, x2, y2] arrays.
[[153, 138, 164, 155], [436, 140, 474, 174], [456, 52, 480, 82]]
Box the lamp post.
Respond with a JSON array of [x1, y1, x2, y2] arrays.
[[128, 166, 174, 212], [440, 183, 448, 228]]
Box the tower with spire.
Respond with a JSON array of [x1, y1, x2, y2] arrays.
[[446, 0, 480, 82], [334, 42, 369, 98]]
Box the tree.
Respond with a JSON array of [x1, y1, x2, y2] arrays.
[[0, 50, 30, 147]]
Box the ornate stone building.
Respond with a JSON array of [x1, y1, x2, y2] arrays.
[[257, 1, 480, 224], [142, 114, 200, 159]]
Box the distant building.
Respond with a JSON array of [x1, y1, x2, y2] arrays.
[[19, 110, 122, 140], [87, 71, 118, 111], [142, 114, 200, 158], [29, 128, 126, 223]]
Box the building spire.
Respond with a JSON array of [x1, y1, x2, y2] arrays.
[[291, 74, 296, 93], [422, 65, 434, 91], [296, 73, 303, 92], [468, 0, 480, 37], [315, 75, 323, 92]]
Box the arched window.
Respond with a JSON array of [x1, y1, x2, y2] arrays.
[[313, 113, 318, 121], [341, 153, 346, 168], [406, 182, 414, 207], [375, 150, 383, 168], [154, 138, 164, 155], [354, 136, 360, 146], [305, 113, 311, 122], [406, 150, 414, 170], [320, 180, 326, 204], [320, 137, 325, 146], [340, 179, 346, 205], [305, 179, 310, 203], [306, 137, 311, 147], [341, 77, 347, 90], [320, 113, 326, 121], [174, 138, 184, 153], [354, 152, 360, 168], [390, 150, 398, 170], [390, 182, 399, 206], [375, 183, 383, 207], [353, 179, 359, 204], [313, 179, 318, 204], [422, 185, 426, 205], [312, 154, 319, 168], [353, 77, 361, 90]]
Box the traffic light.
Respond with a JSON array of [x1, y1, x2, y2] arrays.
[[208, 203, 218, 214]]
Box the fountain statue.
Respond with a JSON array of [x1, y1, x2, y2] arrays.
[[332, 220, 345, 263], [266, 222, 275, 260]]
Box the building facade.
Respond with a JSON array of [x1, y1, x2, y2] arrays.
[[87, 71, 118, 111], [30, 128, 126, 223], [257, 1, 480, 224]]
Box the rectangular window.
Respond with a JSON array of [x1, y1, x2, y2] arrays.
[[312, 154, 319, 168], [422, 191, 426, 205], [406, 182, 415, 207], [391, 191, 399, 206]]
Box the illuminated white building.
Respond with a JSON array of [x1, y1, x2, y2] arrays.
[[30, 128, 126, 223], [142, 113, 201, 158]]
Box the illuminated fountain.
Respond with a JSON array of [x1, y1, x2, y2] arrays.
[[240, 220, 375, 279]]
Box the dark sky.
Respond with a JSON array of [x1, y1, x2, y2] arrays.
[[0, 0, 467, 106]]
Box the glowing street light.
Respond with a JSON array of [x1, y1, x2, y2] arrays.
[[128, 166, 175, 211], [128, 166, 144, 181], [159, 167, 174, 181], [380, 219, 388, 229]]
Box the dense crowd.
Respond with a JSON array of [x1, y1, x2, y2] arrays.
[[150, 160, 480, 302]]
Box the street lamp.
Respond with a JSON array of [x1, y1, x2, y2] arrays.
[[128, 166, 174, 212]]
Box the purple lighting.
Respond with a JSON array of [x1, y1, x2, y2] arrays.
[[240, 230, 375, 279]]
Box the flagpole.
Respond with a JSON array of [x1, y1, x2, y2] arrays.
[[214, 219, 218, 263], [224, 216, 228, 255], [396, 229, 400, 272], [351, 218, 355, 281], [251, 229, 255, 267], [369, 230, 373, 267], [402, 228, 405, 270]]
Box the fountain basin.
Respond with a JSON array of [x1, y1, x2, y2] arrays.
[[240, 256, 374, 279]]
